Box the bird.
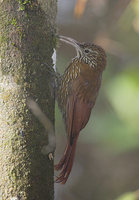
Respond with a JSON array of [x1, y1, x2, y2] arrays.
[[55, 35, 107, 184]]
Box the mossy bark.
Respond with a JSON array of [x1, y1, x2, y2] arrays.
[[0, 0, 57, 199]]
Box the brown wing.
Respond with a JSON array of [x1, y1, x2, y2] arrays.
[[57, 60, 102, 141], [55, 60, 102, 183], [67, 72, 101, 141]]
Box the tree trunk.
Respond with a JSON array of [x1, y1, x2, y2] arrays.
[[0, 0, 57, 199]]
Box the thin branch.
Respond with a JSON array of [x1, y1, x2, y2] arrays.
[[27, 98, 56, 160]]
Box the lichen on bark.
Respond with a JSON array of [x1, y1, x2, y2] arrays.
[[0, 0, 57, 199]]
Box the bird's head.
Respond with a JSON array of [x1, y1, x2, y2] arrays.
[[59, 35, 106, 71]]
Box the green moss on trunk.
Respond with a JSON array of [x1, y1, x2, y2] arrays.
[[0, 0, 57, 199]]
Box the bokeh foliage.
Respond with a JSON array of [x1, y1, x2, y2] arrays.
[[55, 0, 139, 199]]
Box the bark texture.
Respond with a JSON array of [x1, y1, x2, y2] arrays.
[[0, 0, 57, 199]]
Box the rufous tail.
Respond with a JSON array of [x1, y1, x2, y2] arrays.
[[55, 136, 78, 184]]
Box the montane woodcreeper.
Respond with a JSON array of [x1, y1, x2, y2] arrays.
[[55, 35, 107, 184]]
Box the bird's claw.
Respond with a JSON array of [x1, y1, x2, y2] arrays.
[[48, 152, 54, 160]]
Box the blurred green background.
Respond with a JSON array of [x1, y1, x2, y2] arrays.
[[54, 0, 139, 199]]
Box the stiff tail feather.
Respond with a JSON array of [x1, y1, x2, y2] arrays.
[[55, 137, 78, 184]]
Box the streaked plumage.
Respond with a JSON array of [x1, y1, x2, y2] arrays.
[[55, 36, 107, 184]]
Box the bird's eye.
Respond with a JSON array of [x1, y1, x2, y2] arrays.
[[84, 49, 89, 53]]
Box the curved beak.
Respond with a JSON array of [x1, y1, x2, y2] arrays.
[[59, 35, 82, 57]]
